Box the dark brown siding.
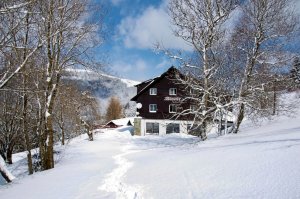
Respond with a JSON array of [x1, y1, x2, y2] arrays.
[[135, 73, 192, 120], [136, 82, 150, 93]]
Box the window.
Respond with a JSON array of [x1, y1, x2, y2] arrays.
[[166, 123, 180, 134], [149, 104, 157, 113], [190, 88, 196, 95], [190, 105, 197, 112], [149, 88, 157, 95], [146, 122, 159, 134], [169, 88, 177, 95], [169, 104, 177, 113]]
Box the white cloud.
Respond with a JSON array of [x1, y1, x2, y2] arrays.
[[110, 0, 124, 6], [111, 62, 133, 73], [155, 58, 173, 69], [111, 57, 174, 81], [112, 58, 148, 75], [135, 59, 148, 71], [117, 2, 192, 51]]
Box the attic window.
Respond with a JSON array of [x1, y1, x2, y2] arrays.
[[149, 88, 157, 95], [169, 88, 177, 95]]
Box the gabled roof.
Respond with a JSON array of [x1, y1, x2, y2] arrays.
[[105, 117, 135, 127], [131, 66, 181, 101]]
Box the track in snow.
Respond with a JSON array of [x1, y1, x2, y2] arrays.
[[99, 145, 142, 199]]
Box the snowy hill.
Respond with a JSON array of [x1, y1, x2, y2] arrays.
[[63, 68, 139, 114], [64, 68, 139, 88], [0, 93, 300, 198]]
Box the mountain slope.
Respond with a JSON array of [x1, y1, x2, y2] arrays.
[[63, 69, 139, 115]]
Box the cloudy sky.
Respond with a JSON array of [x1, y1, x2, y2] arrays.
[[97, 0, 300, 82], [95, 0, 189, 81]]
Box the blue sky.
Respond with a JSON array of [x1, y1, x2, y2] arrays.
[[95, 0, 190, 81], [97, 0, 300, 82]]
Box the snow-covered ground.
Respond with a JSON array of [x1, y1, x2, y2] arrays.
[[1, 95, 300, 199]]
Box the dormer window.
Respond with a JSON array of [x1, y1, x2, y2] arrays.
[[169, 88, 177, 95], [149, 88, 157, 95]]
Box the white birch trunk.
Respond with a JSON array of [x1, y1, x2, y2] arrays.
[[0, 156, 15, 183]]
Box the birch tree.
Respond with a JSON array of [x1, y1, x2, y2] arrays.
[[291, 57, 300, 87], [54, 83, 101, 144], [168, 0, 238, 140], [37, 0, 102, 170], [0, 0, 42, 89], [0, 89, 22, 164], [0, 156, 15, 183], [232, 0, 299, 133], [0, 0, 105, 175]]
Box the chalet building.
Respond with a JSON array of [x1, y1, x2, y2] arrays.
[[131, 66, 197, 136]]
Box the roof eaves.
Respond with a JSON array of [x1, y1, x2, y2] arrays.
[[130, 66, 179, 101]]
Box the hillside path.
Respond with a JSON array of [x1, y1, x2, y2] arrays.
[[0, 133, 138, 199]]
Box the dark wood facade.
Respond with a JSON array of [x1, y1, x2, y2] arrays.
[[131, 67, 193, 120]]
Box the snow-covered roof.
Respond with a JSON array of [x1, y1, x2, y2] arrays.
[[106, 117, 136, 126], [131, 66, 180, 101]]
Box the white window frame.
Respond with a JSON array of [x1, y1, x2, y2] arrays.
[[169, 88, 177, 95], [149, 88, 157, 95], [149, 104, 157, 113], [169, 104, 177, 113]]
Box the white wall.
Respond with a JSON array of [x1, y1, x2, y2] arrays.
[[139, 119, 193, 136]]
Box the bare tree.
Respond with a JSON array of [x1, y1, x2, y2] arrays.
[[0, 90, 22, 164], [0, 0, 42, 89], [33, 0, 103, 170], [232, 0, 299, 133], [53, 84, 79, 145], [54, 83, 101, 143], [291, 57, 300, 88], [168, 0, 238, 140], [0, 156, 15, 183], [0, 0, 105, 177]]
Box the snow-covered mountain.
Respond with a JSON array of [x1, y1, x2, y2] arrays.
[[63, 68, 140, 115]]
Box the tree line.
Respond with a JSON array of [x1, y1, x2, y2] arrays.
[[0, 0, 108, 182]]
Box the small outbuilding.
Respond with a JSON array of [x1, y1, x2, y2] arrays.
[[103, 117, 134, 129]]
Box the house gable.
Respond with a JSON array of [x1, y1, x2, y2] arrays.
[[131, 66, 192, 120], [131, 66, 182, 101]]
